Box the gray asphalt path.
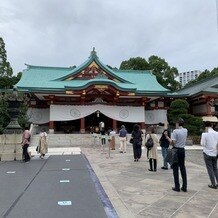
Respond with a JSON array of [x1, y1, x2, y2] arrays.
[[0, 155, 114, 218]]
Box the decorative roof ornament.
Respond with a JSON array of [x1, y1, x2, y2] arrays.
[[92, 97, 106, 104], [90, 47, 98, 57]]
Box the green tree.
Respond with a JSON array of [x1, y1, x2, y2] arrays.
[[0, 73, 22, 89], [148, 55, 181, 91], [120, 57, 150, 70], [119, 56, 181, 91], [0, 37, 13, 77], [167, 99, 189, 125], [168, 99, 203, 136], [17, 102, 29, 129], [0, 97, 10, 134]]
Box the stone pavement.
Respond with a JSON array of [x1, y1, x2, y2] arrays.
[[29, 144, 218, 218]]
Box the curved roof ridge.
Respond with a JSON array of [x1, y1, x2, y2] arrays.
[[179, 74, 218, 90], [64, 79, 136, 92], [54, 50, 131, 83], [114, 69, 153, 74], [25, 64, 75, 70]]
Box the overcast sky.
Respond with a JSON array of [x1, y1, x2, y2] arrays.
[[0, 0, 218, 75]]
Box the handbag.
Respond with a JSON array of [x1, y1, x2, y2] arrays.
[[166, 148, 178, 166], [145, 134, 154, 149], [129, 138, 133, 144]]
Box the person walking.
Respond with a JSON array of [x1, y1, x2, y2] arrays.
[[131, 124, 143, 162], [21, 127, 31, 162], [145, 128, 159, 171], [159, 129, 171, 170], [37, 128, 48, 159], [119, 125, 127, 153], [200, 121, 218, 189], [171, 118, 188, 192]]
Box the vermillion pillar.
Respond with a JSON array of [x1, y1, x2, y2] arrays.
[[112, 119, 117, 132], [80, 117, 85, 133], [49, 121, 55, 134]]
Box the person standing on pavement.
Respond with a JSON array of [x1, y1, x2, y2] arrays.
[[37, 128, 48, 159], [119, 125, 127, 153], [171, 118, 188, 192], [145, 128, 159, 171], [108, 128, 116, 150], [159, 129, 171, 170], [131, 124, 143, 162], [21, 126, 31, 162], [200, 121, 218, 189]]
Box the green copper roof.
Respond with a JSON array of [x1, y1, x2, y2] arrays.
[[171, 75, 218, 97], [15, 51, 169, 95]]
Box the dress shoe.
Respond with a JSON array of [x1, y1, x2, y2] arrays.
[[181, 187, 187, 192], [208, 184, 217, 189], [172, 187, 180, 192], [148, 169, 153, 171], [161, 167, 168, 170]]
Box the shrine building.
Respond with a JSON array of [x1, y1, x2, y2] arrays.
[[15, 50, 218, 133]]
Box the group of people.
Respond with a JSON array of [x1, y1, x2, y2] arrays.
[[22, 119, 218, 191], [121, 118, 218, 192], [21, 128, 48, 162]]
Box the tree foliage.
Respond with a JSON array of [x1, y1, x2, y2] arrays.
[[17, 102, 29, 129], [0, 37, 21, 89], [120, 57, 150, 70], [0, 37, 13, 77], [167, 99, 189, 125], [167, 99, 203, 136], [119, 56, 181, 91], [148, 55, 181, 91], [0, 97, 10, 134]]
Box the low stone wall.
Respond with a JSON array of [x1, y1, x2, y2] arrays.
[[0, 134, 23, 161]]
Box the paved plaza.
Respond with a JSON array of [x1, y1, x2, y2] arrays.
[[0, 144, 217, 218]]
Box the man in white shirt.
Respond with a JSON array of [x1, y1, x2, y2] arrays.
[[200, 121, 218, 189]]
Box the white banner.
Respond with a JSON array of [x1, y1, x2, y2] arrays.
[[145, 110, 167, 124], [50, 104, 145, 122], [27, 108, 50, 124]]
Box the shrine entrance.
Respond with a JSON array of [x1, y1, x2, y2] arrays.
[[85, 112, 112, 133]]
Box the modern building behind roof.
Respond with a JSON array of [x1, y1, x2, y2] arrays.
[[14, 50, 218, 133], [179, 70, 202, 86]]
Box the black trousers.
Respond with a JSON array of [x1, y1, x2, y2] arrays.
[[133, 144, 142, 159], [172, 148, 187, 189], [23, 144, 30, 162], [149, 158, 157, 171], [203, 152, 218, 186]]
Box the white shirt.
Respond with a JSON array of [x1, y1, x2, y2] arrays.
[[200, 127, 218, 157]]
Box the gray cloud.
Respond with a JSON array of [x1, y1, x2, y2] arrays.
[[0, 0, 218, 74]]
